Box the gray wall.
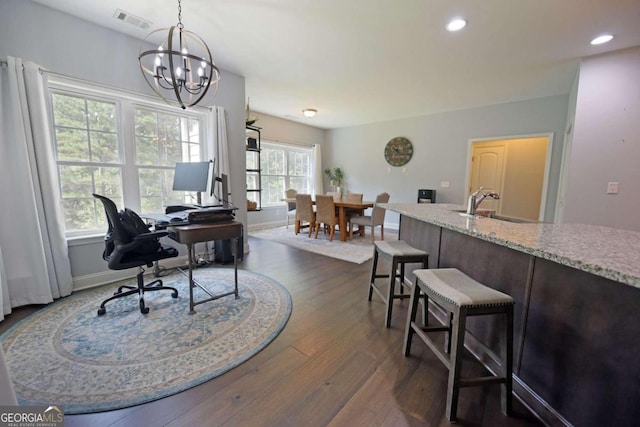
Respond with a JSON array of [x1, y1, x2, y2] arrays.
[[324, 95, 569, 227], [563, 46, 640, 231], [0, 0, 246, 287]]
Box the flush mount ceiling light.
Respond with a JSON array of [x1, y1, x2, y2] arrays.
[[138, 0, 220, 109], [303, 109, 317, 118], [446, 18, 467, 32], [590, 34, 614, 45]]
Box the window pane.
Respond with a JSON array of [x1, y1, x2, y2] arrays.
[[134, 107, 202, 211], [135, 108, 200, 166], [51, 93, 87, 128], [63, 198, 106, 233], [55, 128, 89, 162], [87, 100, 116, 133], [90, 131, 119, 163], [290, 176, 311, 193], [261, 148, 285, 175], [52, 93, 119, 165], [288, 151, 310, 176], [262, 176, 285, 205], [59, 165, 122, 232]]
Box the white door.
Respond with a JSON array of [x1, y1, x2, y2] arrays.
[[469, 144, 506, 213]]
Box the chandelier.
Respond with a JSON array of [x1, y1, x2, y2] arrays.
[[138, 0, 220, 109]]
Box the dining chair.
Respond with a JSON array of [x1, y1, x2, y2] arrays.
[[285, 188, 297, 228], [344, 192, 364, 234], [349, 192, 390, 242], [294, 194, 315, 237], [327, 191, 342, 202], [345, 192, 363, 202], [314, 194, 339, 241]]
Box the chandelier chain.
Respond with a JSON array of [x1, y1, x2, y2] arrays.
[[177, 0, 183, 30]]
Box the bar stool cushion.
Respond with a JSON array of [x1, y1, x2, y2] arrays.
[[414, 268, 513, 307], [374, 240, 428, 258]]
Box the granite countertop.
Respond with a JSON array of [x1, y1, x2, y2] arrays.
[[380, 203, 640, 289]]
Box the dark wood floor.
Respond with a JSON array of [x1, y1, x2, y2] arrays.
[[1, 236, 544, 426]]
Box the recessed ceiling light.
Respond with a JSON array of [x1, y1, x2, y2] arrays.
[[303, 109, 317, 118], [590, 34, 614, 45], [446, 18, 467, 32]]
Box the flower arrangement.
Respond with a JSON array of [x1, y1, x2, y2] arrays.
[[324, 167, 344, 187]]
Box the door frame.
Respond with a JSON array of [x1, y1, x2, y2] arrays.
[[465, 132, 554, 221]]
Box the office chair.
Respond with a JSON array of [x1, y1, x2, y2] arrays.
[[93, 194, 179, 315]]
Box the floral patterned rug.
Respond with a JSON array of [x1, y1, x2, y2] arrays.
[[0, 268, 291, 414]]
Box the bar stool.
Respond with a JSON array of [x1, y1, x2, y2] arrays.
[[369, 240, 429, 328], [403, 268, 514, 422]]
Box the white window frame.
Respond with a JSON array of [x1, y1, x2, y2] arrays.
[[259, 141, 313, 208], [47, 76, 210, 239]]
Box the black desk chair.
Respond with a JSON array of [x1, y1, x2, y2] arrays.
[[93, 194, 179, 315]]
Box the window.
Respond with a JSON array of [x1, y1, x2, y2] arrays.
[[254, 142, 312, 207], [49, 81, 207, 237]]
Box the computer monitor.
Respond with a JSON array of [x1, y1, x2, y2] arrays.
[[172, 161, 211, 206]]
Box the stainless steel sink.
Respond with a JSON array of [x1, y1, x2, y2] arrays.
[[453, 209, 534, 223]]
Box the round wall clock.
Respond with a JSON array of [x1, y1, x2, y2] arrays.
[[384, 137, 413, 166]]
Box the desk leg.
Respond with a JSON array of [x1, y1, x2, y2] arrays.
[[233, 237, 239, 299], [188, 243, 196, 314]]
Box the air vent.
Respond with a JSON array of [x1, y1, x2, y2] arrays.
[[113, 9, 151, 30]]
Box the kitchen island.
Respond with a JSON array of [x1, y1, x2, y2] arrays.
[[381, 203, 640, 427]]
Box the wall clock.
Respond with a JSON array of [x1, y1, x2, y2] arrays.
[[384, 137, 413, 166]]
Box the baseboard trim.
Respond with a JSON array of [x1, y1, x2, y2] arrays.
[[72, 256, 191, 291]]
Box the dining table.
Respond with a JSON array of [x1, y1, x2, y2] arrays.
[[283, 197, 374, 242]]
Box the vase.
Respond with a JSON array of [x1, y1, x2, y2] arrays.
[[333, 186, 342, 201]]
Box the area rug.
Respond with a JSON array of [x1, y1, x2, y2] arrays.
[[249, 226, 396, 264], [0, 268, 291, 414]]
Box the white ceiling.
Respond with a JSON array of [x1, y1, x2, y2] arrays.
[[32, 0, 640, 129]]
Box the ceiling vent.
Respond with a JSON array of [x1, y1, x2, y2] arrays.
[[113, 9, 151, 30]]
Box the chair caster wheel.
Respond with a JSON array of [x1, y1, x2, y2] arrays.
[[140, 301, 149, 314], [97, 308, 106, 316], [172, 291, 178, 298]]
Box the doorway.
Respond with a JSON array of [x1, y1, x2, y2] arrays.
[[466, 134, 553, 221]]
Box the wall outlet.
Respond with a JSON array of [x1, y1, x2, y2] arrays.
[[607, 181, 619, 194], [440, 180, 450, 188]]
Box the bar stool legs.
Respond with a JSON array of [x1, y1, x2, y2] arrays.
[[403, 268, 514, 422], [368, 240, 429, 328]]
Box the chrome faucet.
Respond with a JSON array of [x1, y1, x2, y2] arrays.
[[466, 186, 500, 215]]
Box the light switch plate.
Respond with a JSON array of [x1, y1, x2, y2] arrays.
[[440, 181, 450, 188]]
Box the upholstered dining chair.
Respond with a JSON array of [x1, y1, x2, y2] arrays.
[[314, 194, 339, 241], [93, 193, 179, 315], [344, 192, 364, 234], [295, 194, 315, 237], [285, 188, 297, 228], [327, 191, 342, 202], [349, 192, 391, 243], [345, 192, 363, 202]]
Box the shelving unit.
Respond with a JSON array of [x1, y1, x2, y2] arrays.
[[245, 124, 262, 211]]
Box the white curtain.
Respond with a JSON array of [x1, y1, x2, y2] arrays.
[[0, 57, 73, 321], [206, 106, 230, 205], [312, 144, 323, 196]]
